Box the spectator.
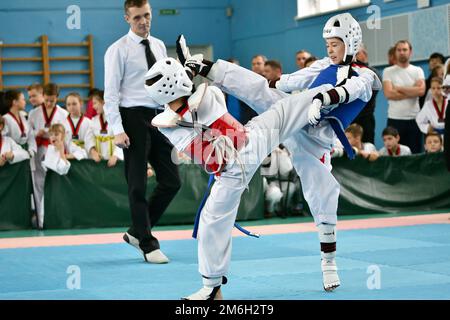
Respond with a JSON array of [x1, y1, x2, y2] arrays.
[[352, 43, 380, 144], [85, 88, 100, 119], [264, 60, 282, 87], [295, 50, 311, 70], [260, 145, 298, 218], [419, 53, 445, 108], [332, 124, 378, 161], [2, 90, 37, 157], [224, 58, 257, 125], [89, 90, 123, 166], [420, 64, 445, 106], [387, 46, 396, 66], [28, 83, 69, 229], [304, 56, 318, 68], [416, 77, 446, 135], [378, 126, 412, 157], [424, 131, 443, 153], [0, 115, 30, 167], [251, 54, 267, 76], [63, 92, 96, 158], [42, 123, 87, 176], [27, 83, 45, 109], [383, 40, 426, 154]]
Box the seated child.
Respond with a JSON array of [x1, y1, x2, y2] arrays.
[[378, 126, 412, 157], [424, 131, 443, 153], [63, 92, 95, 156], [332, 123, 379, 161], [89, 90, 123, 167], [42, 123, 87, 175], [0, 115, 30, 167]]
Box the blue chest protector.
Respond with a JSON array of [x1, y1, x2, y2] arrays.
[[309, 64, 367, 159]]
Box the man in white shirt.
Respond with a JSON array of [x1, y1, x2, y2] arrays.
[[383, 40, 425, 154], [104, 0, 181, 264]]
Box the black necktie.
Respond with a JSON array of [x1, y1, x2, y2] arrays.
[[140, 39, 157, 70]]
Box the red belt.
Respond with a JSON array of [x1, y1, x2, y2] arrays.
[[36, 136, 50, 147]]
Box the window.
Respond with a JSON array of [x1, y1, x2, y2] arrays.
[[296, 0, 370, 20]]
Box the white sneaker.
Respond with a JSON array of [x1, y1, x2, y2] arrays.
[[322, 259, 340, 292], [144, 249, 169, 264], [183, 286, 223, 300], [123, 232, 169, 264]]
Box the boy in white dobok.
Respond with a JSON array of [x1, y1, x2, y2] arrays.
[[28, 83, 68, 229], [416, 77, 447, 136], [146, 13, 381, 300]]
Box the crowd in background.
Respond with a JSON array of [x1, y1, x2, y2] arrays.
[[0, 39, 449, 225]]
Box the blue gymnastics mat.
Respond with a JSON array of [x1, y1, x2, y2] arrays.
[[1, 224, 450, 300]]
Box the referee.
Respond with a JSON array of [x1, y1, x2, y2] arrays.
[[104, 0, 181, 263]]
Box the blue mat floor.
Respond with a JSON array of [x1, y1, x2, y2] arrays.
[[1, 224, 450, 300]]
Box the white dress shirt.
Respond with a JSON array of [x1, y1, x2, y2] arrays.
[[104, 29, 168, 135]]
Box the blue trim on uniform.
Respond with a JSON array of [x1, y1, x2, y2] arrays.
[[192, 174, 260, 239]]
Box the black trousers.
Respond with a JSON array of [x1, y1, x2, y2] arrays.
[[387, 118, 423, 154], [352, 113, 375, 144], [120, 107, 181, 252]]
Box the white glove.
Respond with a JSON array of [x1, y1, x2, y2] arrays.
[[176, 34, 191, 65], [308, 99, 323, 126]]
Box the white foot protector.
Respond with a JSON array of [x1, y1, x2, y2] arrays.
[[183, 286, 223, 300], [322, 259, 340, 292]]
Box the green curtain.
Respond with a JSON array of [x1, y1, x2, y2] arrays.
[[43, 161, 264, 229], [0, 160, 32, 230], [332, 153, 450, 214], [2, 153, 450, 231]]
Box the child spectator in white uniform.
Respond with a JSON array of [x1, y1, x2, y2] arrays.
[[2, 90, 36, 157], [42, 123, 87, 175], [0, 115, 30, 167], [63, 92, 96, 157], [416, 77, 447, 135], [28, 83, 69, 229], [89, 90, 123, 166], [379, 127, 412, 157]]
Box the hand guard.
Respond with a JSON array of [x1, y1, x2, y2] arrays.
[[308, 99, 323, 126], [185, 54, 213, 78]]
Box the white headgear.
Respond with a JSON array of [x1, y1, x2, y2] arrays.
[[144, 58, 193, 105], [323, 13, 362, 64]]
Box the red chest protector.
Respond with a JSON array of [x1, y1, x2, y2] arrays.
[[177, 106, 248, 175]]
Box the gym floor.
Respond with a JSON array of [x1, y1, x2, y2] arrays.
[[1, 212, 449, 300]]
